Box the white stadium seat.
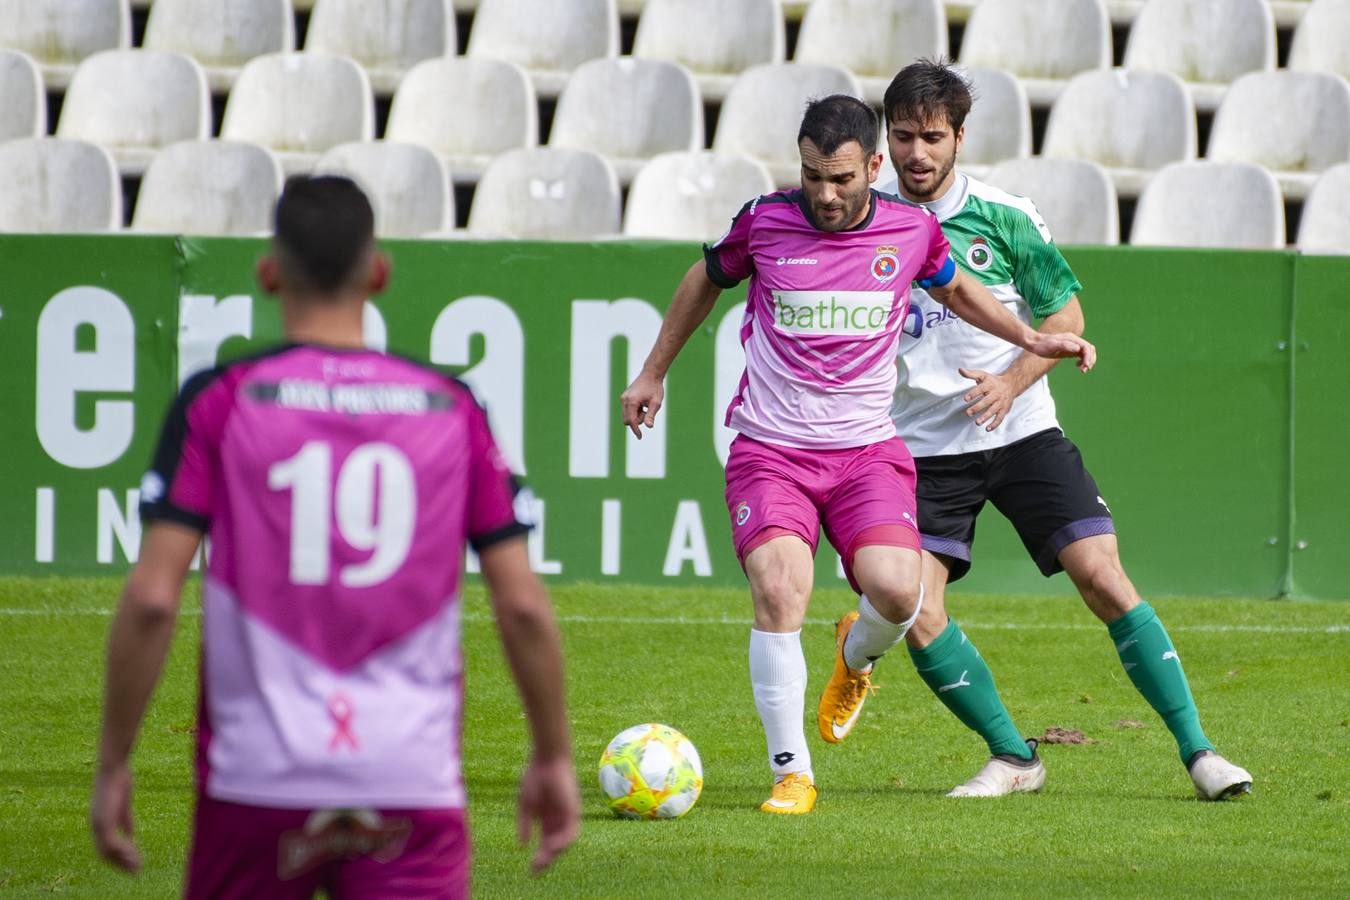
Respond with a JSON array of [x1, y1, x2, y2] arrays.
[[1042, 69, 1196, 197], [56, 49, 211, 177], [1123, 0, 1275, 112], [304, 0, 454, 96], [468, 147, 621, 239], [1290, 0, 1350, 81], [794, 0, 948, 104], [984, 157, 1120, 245], [1298, 162, 1350, 253], [0, 50, 47, 142], [1131, 161, 1284, 249], [624, 150, 775, 240], [956, 67, 1032, 177], [0, 0, 129, 90], [315, 141, 453, 237], [143, 0, 294, 92], [550, 57, 703, 184], [1207, 70, 1350, 201], [0, 138, 121, 232], [713, 62, 863, 188], [633, 0, 785, 102], [386, 57, 537, 185], [221, 52, 375, 175], [958, 0, 1110, 106], [132, 140, 283, 235], [466, 0, 617, 98]]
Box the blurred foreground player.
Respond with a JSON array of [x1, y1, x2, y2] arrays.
[[91, 176, 580, 897], [622, 95, 1093, 814], [818, 59, 1251, 802]]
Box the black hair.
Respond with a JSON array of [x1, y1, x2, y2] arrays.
[[273, 175, 375, 293], [883, 57, 974, 132], [797, 94, 878, 156]]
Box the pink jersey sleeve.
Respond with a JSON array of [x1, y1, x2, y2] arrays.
[[140, 368, 232, 531], [461, 386, 530, 550], [915, 211, 956, 287], [702, 196, 761, 288]]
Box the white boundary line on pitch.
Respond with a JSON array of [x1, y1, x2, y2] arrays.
[[1, 607, 1347, 634]]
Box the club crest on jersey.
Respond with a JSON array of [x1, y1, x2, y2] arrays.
[[871, 251, 900, 283], [734, 501, 751, 527], [965, 238, 995, 271]]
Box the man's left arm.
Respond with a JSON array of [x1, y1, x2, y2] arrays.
[[927, 268, 1094, 373], [961, 295, 1085, 431], [91, 522, 201, 873]]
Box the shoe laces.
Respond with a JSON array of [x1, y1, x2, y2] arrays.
[[774, 773, 813, 800], [841, 667, 873, 707]]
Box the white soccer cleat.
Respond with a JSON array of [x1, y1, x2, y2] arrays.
[[1188, 751, 1252, 801], [947, 740, 1046, 798]]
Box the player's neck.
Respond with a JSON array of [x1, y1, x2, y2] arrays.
[[839, 192, 873, 231], [281, 296, 368, 350]]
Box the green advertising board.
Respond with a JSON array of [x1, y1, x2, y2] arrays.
[[1, 236, 1345, 600]]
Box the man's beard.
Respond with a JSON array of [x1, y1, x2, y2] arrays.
[[901, 155, 956, 200], [807, 191, 868, 232]]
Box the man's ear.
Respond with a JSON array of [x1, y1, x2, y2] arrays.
[[257, 255, 280, 294], [954, 124, 965, 155], [368, 253, 390, 295]]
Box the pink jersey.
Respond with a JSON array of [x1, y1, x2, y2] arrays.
[[140, 344, 527, 810], [705, 189, 955, 449]]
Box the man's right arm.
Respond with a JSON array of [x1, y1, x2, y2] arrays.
[[620, 260, 723, 438], [479, 537, 580, 874]]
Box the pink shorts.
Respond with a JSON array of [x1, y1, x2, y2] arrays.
[[724, 435, 920, 590], [185, 794, 469, 899]]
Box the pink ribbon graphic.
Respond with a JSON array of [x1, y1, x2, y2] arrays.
[[327, 692, 359, 752]]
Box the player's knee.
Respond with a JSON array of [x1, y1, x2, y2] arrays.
[[748, 567, 811, 627], [862, 572, 922, 622]]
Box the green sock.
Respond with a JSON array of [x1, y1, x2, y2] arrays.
[[1108, 601, 1214, 764], [908, 620, 1032, 760]]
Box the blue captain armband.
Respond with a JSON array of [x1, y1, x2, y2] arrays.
[[916, 255, 956, 289]]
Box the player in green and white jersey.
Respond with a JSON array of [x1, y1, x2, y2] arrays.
[[817, 59, 1252, 801]]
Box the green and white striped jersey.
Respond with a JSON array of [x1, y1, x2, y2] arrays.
[[877, 172, 1082, 457]]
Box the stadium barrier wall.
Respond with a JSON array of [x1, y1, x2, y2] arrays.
[[1, 236, 1345, 600]]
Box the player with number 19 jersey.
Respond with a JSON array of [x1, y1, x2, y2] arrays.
[[141, 344, 527, 811]]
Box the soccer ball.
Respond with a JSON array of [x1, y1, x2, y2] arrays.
[[597, 723, 703, 819]]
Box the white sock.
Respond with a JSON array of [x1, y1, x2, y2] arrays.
[[748, 629, 812, 782], [843, 586, 924, 671]]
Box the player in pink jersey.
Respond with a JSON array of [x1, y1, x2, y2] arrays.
[[91, 177, 580, 898], [621, 95, 1095, 814]]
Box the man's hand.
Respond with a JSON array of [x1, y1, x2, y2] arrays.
[[1026, 332, 1096, 372], [91, 762, 142, 873], [620, 372, 664, 439], [960, 367, 1019, 431], [517, 755, 581, 875]]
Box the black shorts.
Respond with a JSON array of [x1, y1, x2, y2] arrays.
[[915, 428, 1115, 582]]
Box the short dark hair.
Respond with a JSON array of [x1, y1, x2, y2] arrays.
[[273, 175, 375, 293], [883, 58, 974, 132], [797, 94, 878, 156]]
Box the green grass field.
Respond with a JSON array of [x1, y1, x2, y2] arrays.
[[1, 576, 1347, 897]]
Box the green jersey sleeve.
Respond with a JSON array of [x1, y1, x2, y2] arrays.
[[1004, 204, 1082, 319]]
